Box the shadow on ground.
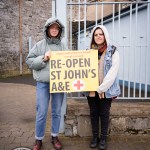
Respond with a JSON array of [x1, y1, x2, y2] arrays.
[[0, 74, 36, 86]]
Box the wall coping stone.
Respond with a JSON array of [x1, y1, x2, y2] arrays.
[[66, 98, 150, 117]]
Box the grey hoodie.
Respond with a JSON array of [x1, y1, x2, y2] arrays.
[[26, 18, 66, 82]]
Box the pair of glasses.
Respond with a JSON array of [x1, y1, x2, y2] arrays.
[[94, 33, 104, 37]]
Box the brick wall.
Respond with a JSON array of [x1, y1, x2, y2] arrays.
[[0, 0, 52, 77]]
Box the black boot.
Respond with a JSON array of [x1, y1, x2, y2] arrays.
[[99, 135, 107, 150], [90, 136, 100, 148], [87, 96, 100, 148]]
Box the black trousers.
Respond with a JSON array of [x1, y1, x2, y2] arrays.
[[87, 92, 112, 137]]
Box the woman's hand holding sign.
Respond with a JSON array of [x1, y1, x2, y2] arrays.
[[43, 51, 51, 62]]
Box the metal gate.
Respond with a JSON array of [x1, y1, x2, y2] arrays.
[[67, 0, 150, 100]]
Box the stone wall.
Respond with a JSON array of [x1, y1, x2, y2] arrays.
[[65, 99, 150, 137], [0, 0, 52, 77]]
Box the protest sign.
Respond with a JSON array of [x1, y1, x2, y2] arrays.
[[50, 50, 98, 93]]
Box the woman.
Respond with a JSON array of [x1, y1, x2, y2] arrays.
[[87, 25, 120, 150], [26, 18, 66, 150]]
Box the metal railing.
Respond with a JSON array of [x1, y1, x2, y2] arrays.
[[67, 0, 150, 100]]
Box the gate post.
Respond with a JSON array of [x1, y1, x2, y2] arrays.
[[53, 0, 67, 133]]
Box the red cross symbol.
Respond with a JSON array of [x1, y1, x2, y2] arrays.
[[74, 80, 84, 90]]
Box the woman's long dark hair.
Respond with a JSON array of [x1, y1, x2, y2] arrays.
[[91, 27, 104, 49]]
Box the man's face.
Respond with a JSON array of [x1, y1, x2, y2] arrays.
[[48, 23, 60, 37]]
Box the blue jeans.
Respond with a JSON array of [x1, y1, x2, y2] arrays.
[[35, 82, 64, 140]]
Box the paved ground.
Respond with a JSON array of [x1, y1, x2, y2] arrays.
[[0, 75, 150, 150]]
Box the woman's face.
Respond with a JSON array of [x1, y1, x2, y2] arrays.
[[94, 28, 105, 46], [48, 23, 60, 38]]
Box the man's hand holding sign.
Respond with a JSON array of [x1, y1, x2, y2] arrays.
[[50, 50, 98, 93]]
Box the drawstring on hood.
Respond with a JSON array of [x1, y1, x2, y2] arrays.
[[44, 18, 65, 45]]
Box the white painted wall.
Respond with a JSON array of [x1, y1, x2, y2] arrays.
[[53, 0, 67, 133], [56, 0, 67, 47], [79, 7, 150, 85]]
